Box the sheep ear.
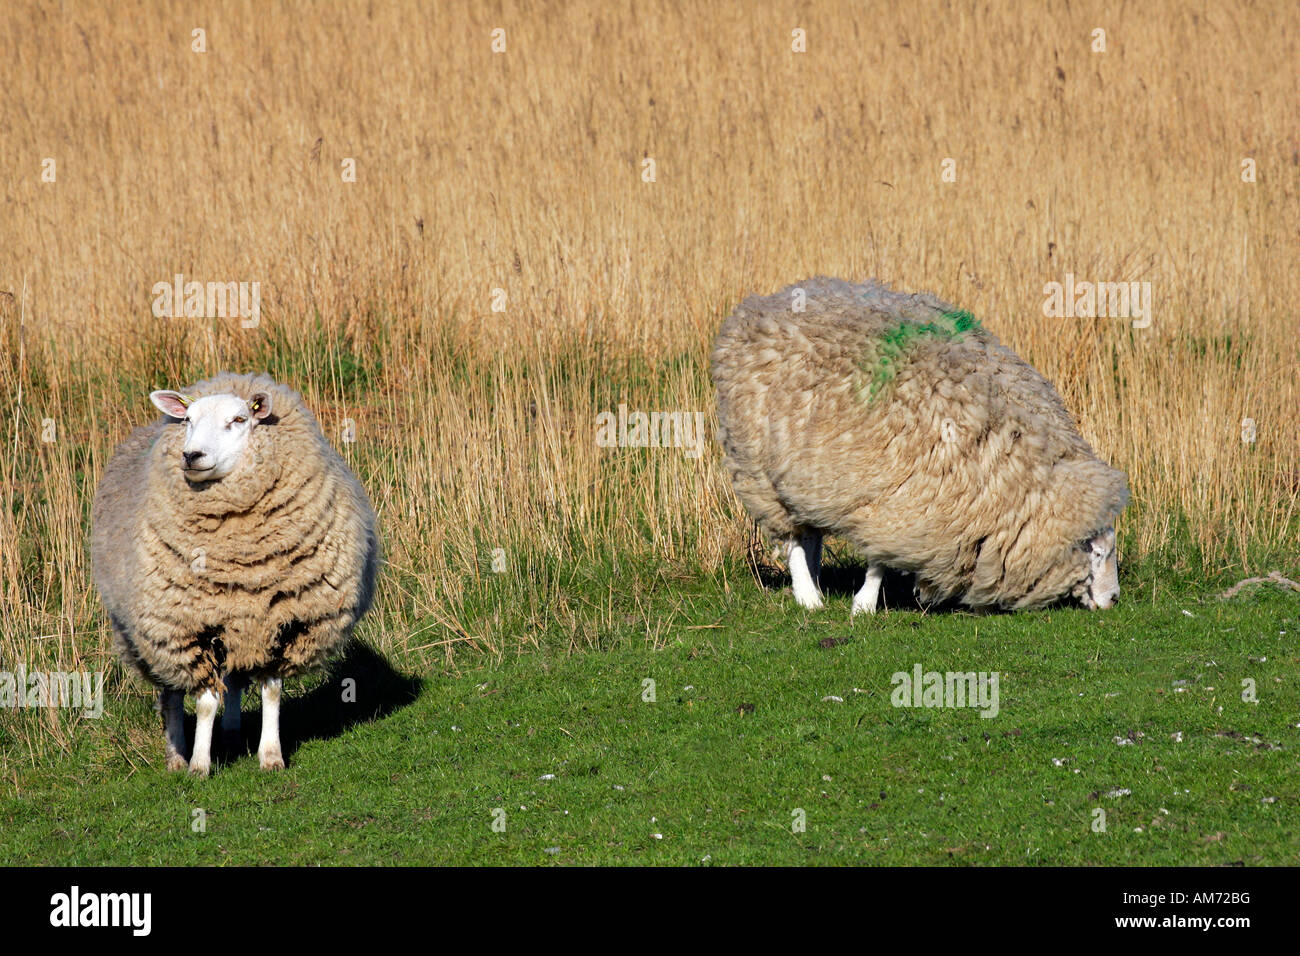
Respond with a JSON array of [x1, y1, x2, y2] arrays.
[[150, 390, 190, 419], [249, 392, 273, 420]]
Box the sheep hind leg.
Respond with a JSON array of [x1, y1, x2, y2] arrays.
[[258, 677, 285, 770], [852, 564, 885, 616], [786, 530, 824, 610], [160, 688, 188, 772], [221, 673, 246, 757], [802, 530, 823, 585], [188, 688, 219, 777]]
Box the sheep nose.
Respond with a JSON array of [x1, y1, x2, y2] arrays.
[[183, 450, 205, 468]]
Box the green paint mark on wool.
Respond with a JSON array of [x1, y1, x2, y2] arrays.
[[863, 309, 981, 401]]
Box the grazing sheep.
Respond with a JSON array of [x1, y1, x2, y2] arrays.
[[91, 372, 379, 776], [711, 277, 1128, 613]]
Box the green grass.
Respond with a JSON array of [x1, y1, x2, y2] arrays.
[[2, 571, 1297, 865]]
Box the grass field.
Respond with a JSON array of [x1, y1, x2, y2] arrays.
[[1, 0, 1297, 864], [2, 582, 1296, 865]]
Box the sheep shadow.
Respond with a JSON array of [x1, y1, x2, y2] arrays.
[[761, 560, 1085, 616], [816, 563, 939, 612], [216, 639, 423, 766], [753, 556, 981, 615]]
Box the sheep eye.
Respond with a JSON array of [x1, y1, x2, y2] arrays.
[[233, 416, 247, 424]]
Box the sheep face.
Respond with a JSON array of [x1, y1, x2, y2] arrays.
[[1079, 527, 1120, 609], [149, 390, 272, 481]]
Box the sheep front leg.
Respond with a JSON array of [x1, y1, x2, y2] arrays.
[[189, 688, 219, 777], [160, 688, 188, 772], [221, 673, 246, 756], [786, 531, 824, 609], [852, 563, 885, 616], [258, 677, 285, 770]]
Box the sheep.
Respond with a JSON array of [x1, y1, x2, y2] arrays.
[[710, 277, 1129, 614], [91, 372, 379, 776]]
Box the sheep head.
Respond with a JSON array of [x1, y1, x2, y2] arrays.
[[150, 389, 273, 482], [1077, 527, 1120, 609]]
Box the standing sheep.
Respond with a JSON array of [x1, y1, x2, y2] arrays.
[[711, 277, 1128, 613], [91, 372, 379, 776]]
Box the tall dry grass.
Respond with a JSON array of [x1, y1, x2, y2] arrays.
[[1, 0, 1297, 775]]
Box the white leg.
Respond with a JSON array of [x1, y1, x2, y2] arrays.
[[222, 673, 245, 754], [160, 688, 188, 772], [786, 536, 824, 609], [258, 677, 285, 770], [189, 688, 219, 777], [852, 564, 885, 616]]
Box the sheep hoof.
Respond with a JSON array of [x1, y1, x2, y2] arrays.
[[850, 601, 878, 617], [165, 753, 189, 773], [793, 593, 823, 610], [188, 758, 211, 778], [259, 745, 285, 771]]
